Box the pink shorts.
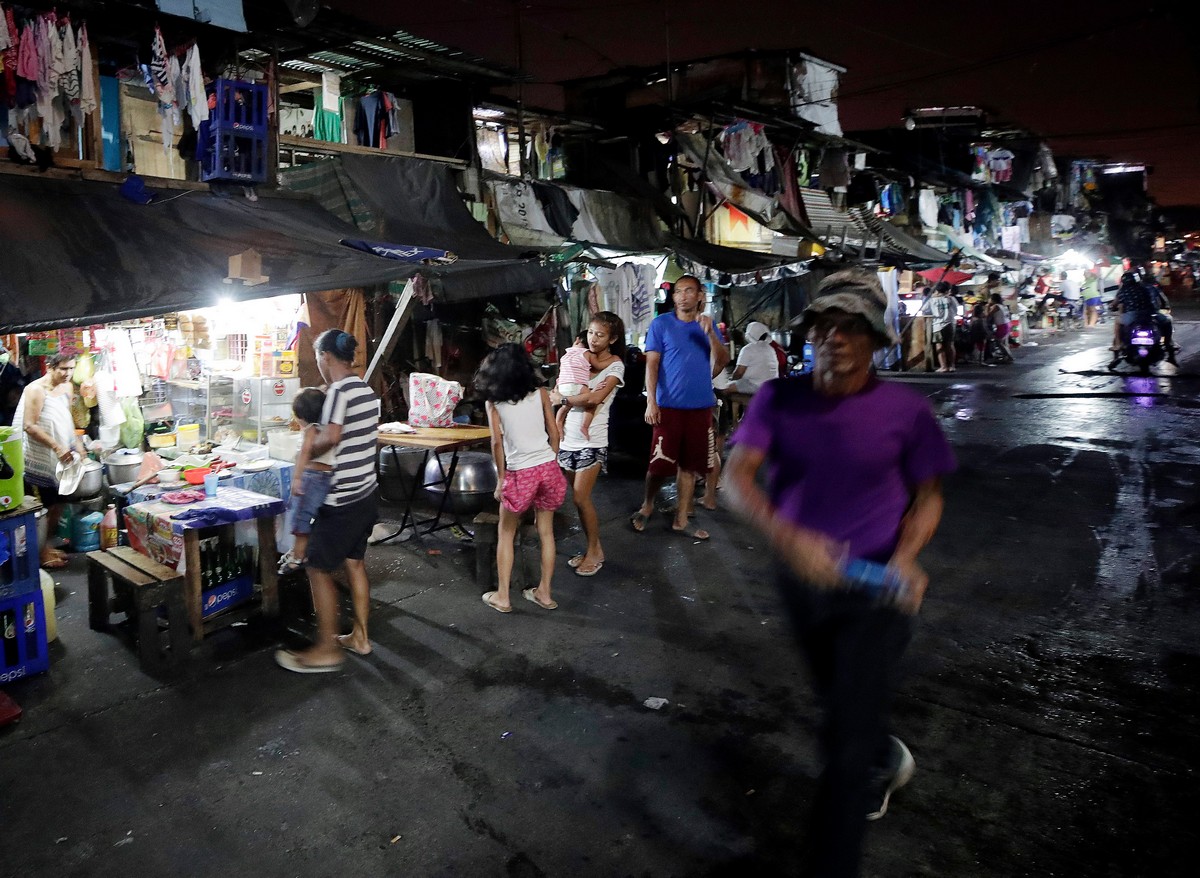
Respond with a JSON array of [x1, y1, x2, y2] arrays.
[[501, 459, 567, 514]]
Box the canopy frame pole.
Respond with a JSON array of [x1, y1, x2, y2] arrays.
[[364, 281, 416, 386]]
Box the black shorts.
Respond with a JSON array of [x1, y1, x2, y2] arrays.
[[306, 493, 378, 572], [25, 479, 61, 506]]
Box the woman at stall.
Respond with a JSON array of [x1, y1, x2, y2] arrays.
[[11, 353, 86, 568], [275, 330, 380, 673], [550, 311, 626, 578]]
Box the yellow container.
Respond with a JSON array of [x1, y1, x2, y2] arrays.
[[277, 351, 297, 376], [175, 423, 200, 451]]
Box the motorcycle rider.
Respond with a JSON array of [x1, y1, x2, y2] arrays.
[[1109, 269, 1177, 368]]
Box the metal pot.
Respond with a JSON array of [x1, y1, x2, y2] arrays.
[[61, 459, 103, 501], [422, 451, 498, 516], [103, 449, 145, 486]]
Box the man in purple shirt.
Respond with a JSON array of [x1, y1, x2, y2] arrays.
[[725, 269, 956, 878]]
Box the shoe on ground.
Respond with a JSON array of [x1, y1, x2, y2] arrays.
[[866, 736, 915, 821]]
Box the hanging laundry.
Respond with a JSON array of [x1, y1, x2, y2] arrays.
[[149, 27, 176, 108], [918, 189, 939, 229], [530, 182, 578, 238], [988, 148, 1014, 183], [491, 180, 559, 238], [628, 264, 655, 337], [180, 43, 206, 128], [0, 5, 14, 105], [1001, 226, 1021, 253], [312, 88, 343, 143], [817, 148, 851, 189]]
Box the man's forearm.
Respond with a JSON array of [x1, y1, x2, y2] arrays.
[[892, 483, 944, 563], [644, 359, 659, 403]]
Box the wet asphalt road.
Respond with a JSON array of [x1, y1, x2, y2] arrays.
[[2, 317, 1198, 878]]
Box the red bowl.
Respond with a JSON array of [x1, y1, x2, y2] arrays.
[[183, 467, 212, 485]]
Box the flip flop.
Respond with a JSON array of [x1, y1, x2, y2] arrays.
[[336, 634, 372, 656], [670, 524, 710, 541], [482, 591, 512, 613], [523, 588, 558, 610], [575, 560, 603, 577], [631, 511, 650, 533], [567, 554, 586, 568], [274, 649, 344, 674], [40, 556, 69, 570]]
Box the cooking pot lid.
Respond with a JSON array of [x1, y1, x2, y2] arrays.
[[105, 449, 144, 464]]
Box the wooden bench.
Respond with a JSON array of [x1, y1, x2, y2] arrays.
[[87, 547, 190, 673]]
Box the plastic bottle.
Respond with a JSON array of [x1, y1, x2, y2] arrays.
[[100, 504, 119, 550]]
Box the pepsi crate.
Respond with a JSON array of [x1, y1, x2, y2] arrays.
[[209, 79, 268, 137], [201, 130, 268, 184], [0, 505, 40, 600], [202, 574, 255, 620], [1, 587, 49, 684]]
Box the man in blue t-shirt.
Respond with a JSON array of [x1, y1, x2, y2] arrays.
[[630, 275, 729, 540]]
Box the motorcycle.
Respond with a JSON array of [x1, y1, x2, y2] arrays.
[[1111, 318, 1166, 374]]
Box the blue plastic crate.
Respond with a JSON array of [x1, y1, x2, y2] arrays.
[[208, 79, 268, 137], [1, 587, 49, 684], [0, 505, 40, 600], [201, 130, 268, 184]]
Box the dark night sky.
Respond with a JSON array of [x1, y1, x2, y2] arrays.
[[334, 1, 1200, 207]]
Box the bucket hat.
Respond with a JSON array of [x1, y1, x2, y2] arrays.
[[791, 269, 897, 346]]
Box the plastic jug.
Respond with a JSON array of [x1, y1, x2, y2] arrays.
[[100, 504, 119, 550], [39, 569, 58, 642], [73, 510, 103, 553]]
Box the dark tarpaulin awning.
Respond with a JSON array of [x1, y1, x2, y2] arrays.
[[281, 154, 552, 301], [0, 173, 423, 333]]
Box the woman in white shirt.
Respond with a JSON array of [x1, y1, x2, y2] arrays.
[[728, 321, 781, 394], [549, 311, 626, 577]]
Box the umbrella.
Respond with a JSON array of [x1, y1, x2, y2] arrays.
[[917, 268, 974, 286]]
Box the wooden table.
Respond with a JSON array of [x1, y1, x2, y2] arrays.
[[123, 487, 286, 643], [376, 425, 492, 541]]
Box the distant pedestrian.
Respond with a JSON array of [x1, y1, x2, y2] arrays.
[[477, 343, 566, 612], [725, 269, 956, 878], [987, 293, 1014, 362], [926, 283, 957, 372], [550, 312, 626, 578], [727, 321, 781, 394], [631, 275, 729, 540], [275, 330, 379, 673]]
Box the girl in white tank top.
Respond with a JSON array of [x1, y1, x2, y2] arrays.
[[475, 344, 566, 615]]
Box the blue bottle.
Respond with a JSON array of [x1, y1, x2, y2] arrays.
[[839, 558, 908, 600]]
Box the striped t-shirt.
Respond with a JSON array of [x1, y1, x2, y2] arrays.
[[320, 376, 380, 507]]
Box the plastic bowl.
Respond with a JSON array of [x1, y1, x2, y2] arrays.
[[183, 467, 212, 485], [157, 469, 182, 485]]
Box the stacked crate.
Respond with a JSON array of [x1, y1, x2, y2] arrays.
[[201, 79, 269, 184], [1, 504, 49, 683]]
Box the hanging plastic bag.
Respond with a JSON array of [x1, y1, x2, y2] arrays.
[[119, 398, 145, 449], [407, 373, 462, 427], [71, 352, 95, 384]]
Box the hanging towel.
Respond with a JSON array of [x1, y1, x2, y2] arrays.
[[77, 24, 95, 115]]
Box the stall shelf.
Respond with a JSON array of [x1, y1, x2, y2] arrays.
[[233, 377, 298, 443]]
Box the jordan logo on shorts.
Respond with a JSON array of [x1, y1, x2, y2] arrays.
[[650, 437, 677, 466]]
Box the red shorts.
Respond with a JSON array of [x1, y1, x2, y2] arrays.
[[501, 459, 567, 514], [647, 407, 713, 477]]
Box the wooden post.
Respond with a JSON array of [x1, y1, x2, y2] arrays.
[[183, 531, 204, 643], [257, 516, 279, 616]]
